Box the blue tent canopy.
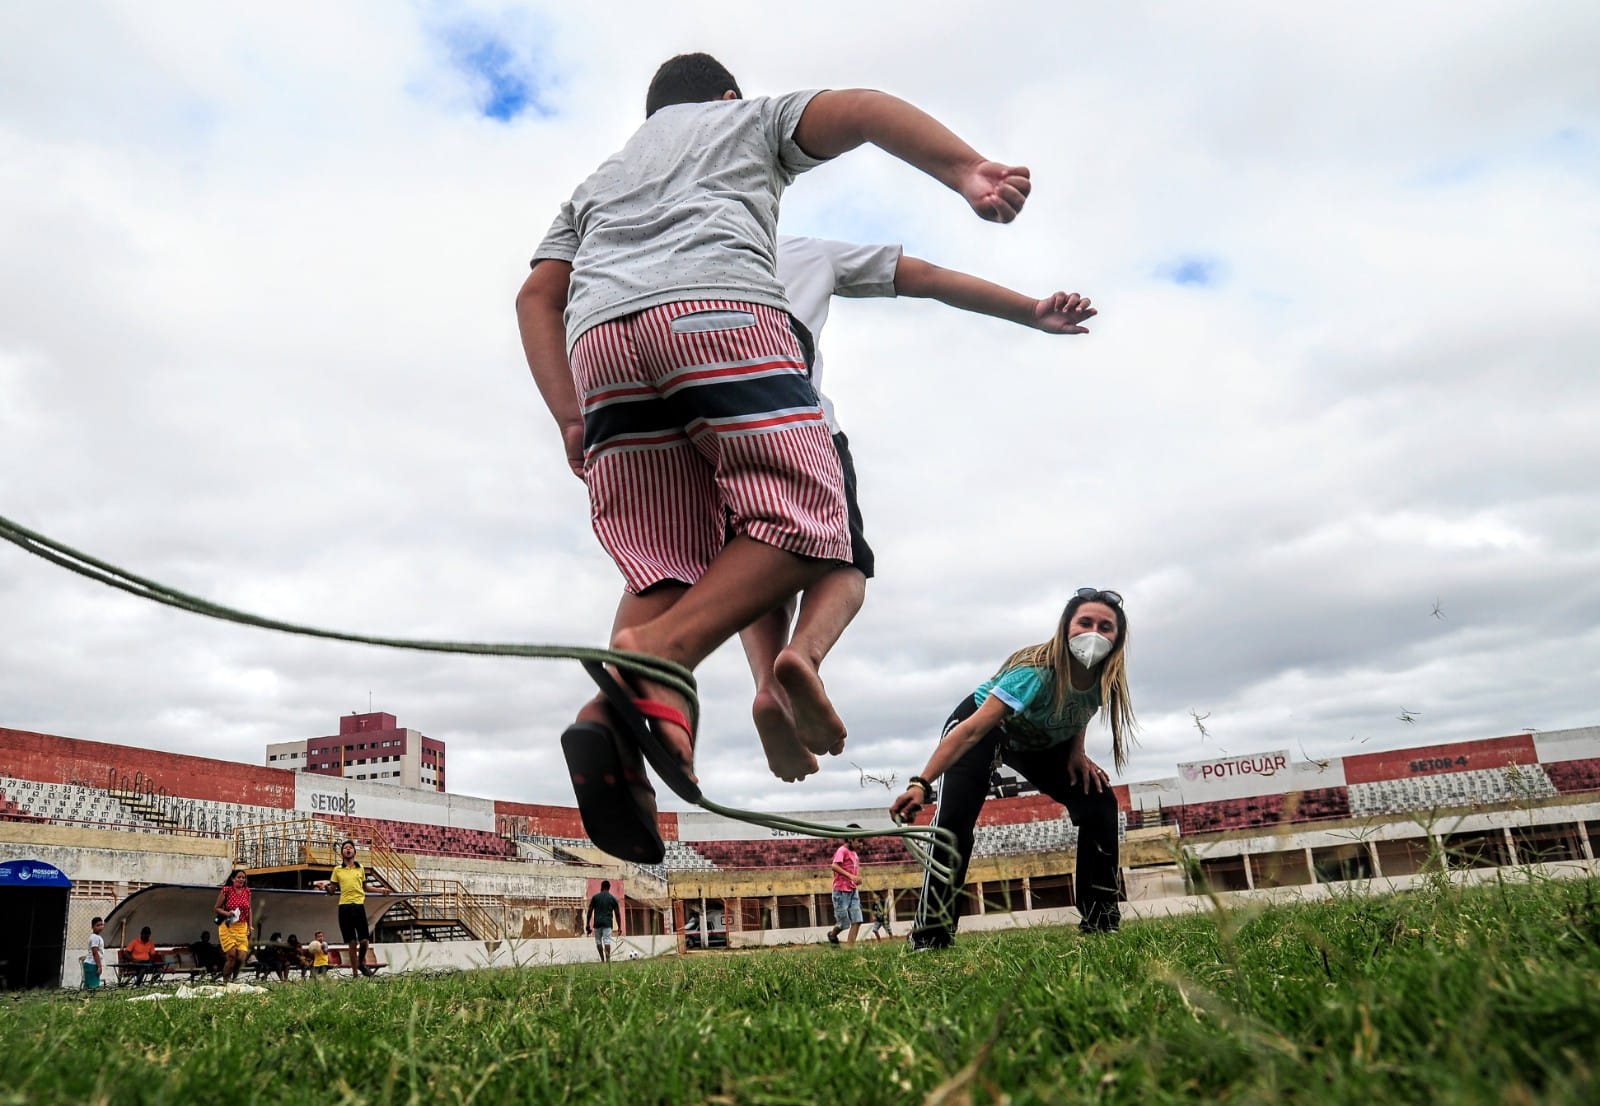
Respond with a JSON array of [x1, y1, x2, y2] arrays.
[[0, 859, 73, 888]]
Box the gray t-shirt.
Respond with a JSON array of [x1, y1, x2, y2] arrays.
[[776, 235, 902, 434], [532, 91, 828, 350]]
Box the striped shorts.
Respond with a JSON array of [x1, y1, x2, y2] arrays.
[[572, 300, 850, 593]]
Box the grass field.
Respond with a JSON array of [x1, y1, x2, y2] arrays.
[[4, 874, 1598, 1105]]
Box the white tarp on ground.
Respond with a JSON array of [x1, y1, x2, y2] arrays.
[[127, 983, 268, 1000]]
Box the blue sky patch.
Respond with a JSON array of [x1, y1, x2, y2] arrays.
[[437, 18, 557, 122], [1412, 157, 1489, 189], [1159, 256, 1222, 287], [1541, 127, 1595, 173]]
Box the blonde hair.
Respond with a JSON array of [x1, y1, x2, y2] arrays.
[[997, 596, 1138, 771]]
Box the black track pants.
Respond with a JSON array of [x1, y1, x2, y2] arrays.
[[914, 696, 1122, 945]]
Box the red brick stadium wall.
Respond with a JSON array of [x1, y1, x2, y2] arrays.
[[0, 726, 296, 807], [1342, 734, 1536, 785], [973, 785, 1132, 827]]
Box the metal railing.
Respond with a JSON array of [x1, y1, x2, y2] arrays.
[[232, 817, 502, 939]]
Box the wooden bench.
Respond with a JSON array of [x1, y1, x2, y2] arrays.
[[112, 946, 215, 986], [242, 945, 388, 979], [327, 947, 387, 975]]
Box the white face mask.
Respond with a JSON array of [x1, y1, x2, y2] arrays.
[[1067, 631, 1113, 669]]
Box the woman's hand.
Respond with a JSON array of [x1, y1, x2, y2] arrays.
[[1067, 746, 1110, 793], [890, 785, 926, 821]]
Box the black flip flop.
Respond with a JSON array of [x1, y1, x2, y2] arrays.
[[582, 660, 703, 805], [560, 719, 665, 863]]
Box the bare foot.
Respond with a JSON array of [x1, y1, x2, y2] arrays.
[[753, 684, 818, 782], [609, 629, 697, 779], [774, 646, 847, 756]]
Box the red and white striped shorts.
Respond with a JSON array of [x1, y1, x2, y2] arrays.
[[571, 300, 850, 594]]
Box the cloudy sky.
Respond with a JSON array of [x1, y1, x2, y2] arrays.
[[3, 2, 1597, 815]]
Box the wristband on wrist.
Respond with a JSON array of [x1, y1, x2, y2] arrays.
[[908, 776, 937, 802]]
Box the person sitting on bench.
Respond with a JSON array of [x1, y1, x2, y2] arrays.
[[123, 927, 160, 986]]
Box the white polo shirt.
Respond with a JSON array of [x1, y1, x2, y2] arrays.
[[776, 235, 903, 435]]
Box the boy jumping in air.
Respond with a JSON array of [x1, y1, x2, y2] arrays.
[[518, 53, 1033, 862], [744, 235, 1096, 782]]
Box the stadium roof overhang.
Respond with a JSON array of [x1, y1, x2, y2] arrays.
[[102, 885, 418, 944], [0, 859, 72, 888]]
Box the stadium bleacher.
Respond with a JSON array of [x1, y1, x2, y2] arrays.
[[1348, 766, 1557, 817], [1161, 787, 1352, 835], [660, 840, 717, 871], [974, 817, 1079, 856], [0, 777, 148, 829], [1543, 757, 1600, 796], [359, 817, 517, 860], [688, 836, 911, 870]]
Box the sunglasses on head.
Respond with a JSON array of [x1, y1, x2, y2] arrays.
[[1075, 588, 1123, 607]]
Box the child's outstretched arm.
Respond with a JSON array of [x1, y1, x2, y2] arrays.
[[515, 260, 585, 478], [794, 90, 1030, 223], [894, 255, 1096, 334]]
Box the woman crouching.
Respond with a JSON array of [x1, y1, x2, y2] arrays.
[[890, 589, 1135, 948]]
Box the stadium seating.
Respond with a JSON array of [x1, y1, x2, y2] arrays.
[[1347, 767, 1557, 818], [0, 775, 514, 860], [687, 836, 911, 870], [0, 786, 46, 824], [0, 777, 147, 829], [1164, 788, 1351, 835], [356, 818, 517, 860], [1543, 758, 1600, 796], [974, 818, 1079, 856], [660, 841, 717, 871]]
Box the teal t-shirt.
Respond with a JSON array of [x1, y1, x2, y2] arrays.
[[973, 665, 1101, 751]]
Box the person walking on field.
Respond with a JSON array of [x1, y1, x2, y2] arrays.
[[824, 826, 865, 945], [213, 869, 252, 983], [83, 916, 106, 990], [313, 840, 380, 977], [867, 892, 893, 942], [891, 590, 1136, 949], [585, 879, 623, 963]]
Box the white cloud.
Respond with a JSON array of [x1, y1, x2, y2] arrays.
[[2, 2, 1597, 817]]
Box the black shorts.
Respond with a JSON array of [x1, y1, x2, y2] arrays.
[[831, 432, 874, 579], [338, 903, 370, 945]]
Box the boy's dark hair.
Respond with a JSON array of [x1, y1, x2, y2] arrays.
[[600, 879, 611, 891], [645, 53, 740, 118], [91, 916, 103, 926]]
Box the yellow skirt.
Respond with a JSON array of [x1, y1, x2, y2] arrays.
[[218, 920, 251, 955]]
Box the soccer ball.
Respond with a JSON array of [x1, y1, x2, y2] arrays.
[[626, 950, 642, 960]]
